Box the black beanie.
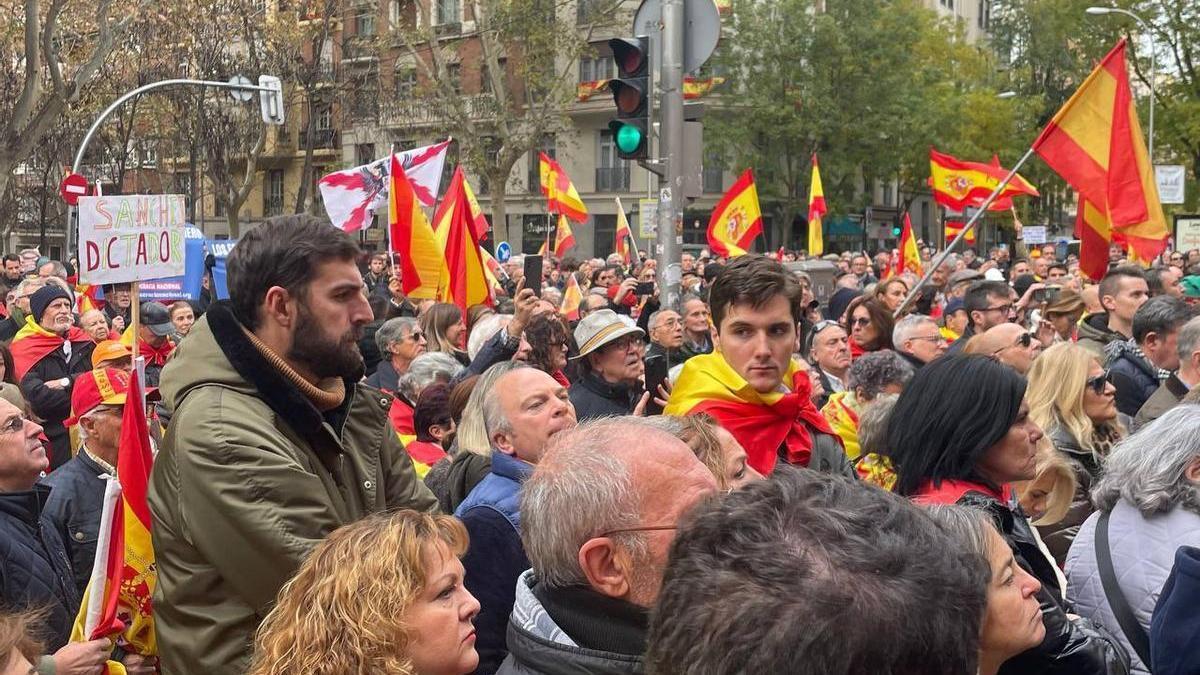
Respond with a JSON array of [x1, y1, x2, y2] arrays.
[[29, 284, 72, 322]]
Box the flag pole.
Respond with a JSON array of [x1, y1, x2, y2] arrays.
[[386, 144, 396, 270], [894, 146, 1036, 317]]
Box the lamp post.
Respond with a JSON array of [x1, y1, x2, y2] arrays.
[[1085, 6, 1155, 160]]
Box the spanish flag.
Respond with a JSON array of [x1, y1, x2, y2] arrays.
[[706, 169, 762, 258], [390, 154, 447, 300], [820, 391, 862, 461], [664, 352, 840, 476], [553, 214, 576, 257], [944, 219, 976, 246], [897, 212, 922, 276], [480, 246, 504, 294], [614, 197, 636, 265], [11, 318, 92, 381], [560, 273, 582, 321], [434, 167, 493, 312], [576, 80, 610, 102], [1033, 39, 1167, 261], [1076, 197, 1112, 281], [929, 148, 1039, 212], [539, 152, 588, 223], [807, 155, 826, 256], [71, 371, 157, 671], [682, 76, 726, 100]]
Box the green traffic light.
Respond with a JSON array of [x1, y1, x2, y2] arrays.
[[615, 123, 643, 154]]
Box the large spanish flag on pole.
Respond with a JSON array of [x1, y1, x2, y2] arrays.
[[897, 212, 922, 276], [614, 197, 637, 265], [389, 154, 446, 300], [71, 369, 157, 671], [434, 167, 494, 312], [539, 152, 588, 223], [807, 155, 826, 256], [553, 214, 576, 257], [707, 169, 763, 258], [929, 148, 1039, 212], [1032, 38, 1168, 262]]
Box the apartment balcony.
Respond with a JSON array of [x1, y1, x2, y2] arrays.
[[263, 196, 284, 217], [378, 93, 497, 128], [299, 128, 340, 150], [595, 166, 630, 192]]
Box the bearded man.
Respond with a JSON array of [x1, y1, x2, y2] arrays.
[[148, 215, 437, 675]]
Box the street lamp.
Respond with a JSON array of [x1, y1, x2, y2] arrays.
[[1085, 6, 1155, 159]]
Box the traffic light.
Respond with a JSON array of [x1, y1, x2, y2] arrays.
[[891, 222, 902, 237], [608, 36, 650, 160]]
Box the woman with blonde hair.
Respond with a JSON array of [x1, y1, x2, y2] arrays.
[[420, 303, 470, 367], [250, 510, 480, 675], [673, 413, 764, 490], [1025, 342, 1123, 565], [873, 277, 910, 314]]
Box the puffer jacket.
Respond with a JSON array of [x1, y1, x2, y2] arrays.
[[148, 302, 438, 675], [1067, 500, 1200, 674], [1039, 425, 1102, 566], [40, 451, 110, 595], [1150, 546, 1200, 675], [0, 485, 81, 651], [497, 570, 644, 675], [569, 371, 640, 421], [914, 479, 1130, 675], [1105, 340, 1165, 417]]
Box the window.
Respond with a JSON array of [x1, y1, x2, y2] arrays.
[[175, 173, 192, 197], [592, 214, 617, 256], [395, 67, 416, 99], [579, 55, 613, 83], [355, 7, 376, 36], [882, 181, 894, 207], [389, 0, 409, 27], [977, 0, 990, 28], [356, 143, 376, 165], [596, 130, 629, 191], [265, 170, 285, 216], [316, 103, 333, 130], [437, 0, 459, 25], [481, 58, 506, 93]]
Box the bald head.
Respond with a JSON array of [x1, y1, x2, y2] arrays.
[[972, 323, 1042, 375]]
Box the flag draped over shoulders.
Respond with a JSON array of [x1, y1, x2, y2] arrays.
[[665, 352, 837, 475], [11, 318, 91, 381]]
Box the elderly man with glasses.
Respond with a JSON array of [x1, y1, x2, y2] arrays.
[[568, 309, 648, 421], [892, 314, 948, 370]]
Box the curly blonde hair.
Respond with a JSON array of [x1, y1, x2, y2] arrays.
[[1026, 342, 1123, 457], [249, 510, 469, 675], [1014, 438, 1078, 526]]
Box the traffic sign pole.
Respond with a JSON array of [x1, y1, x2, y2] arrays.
[[656, 0, 685, 310]]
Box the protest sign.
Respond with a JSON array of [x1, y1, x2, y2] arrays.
[[78, 194, 187, 285], [139, 227, 205, 301]]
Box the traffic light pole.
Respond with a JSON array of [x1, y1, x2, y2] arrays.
[[656, 0, 685, 310]]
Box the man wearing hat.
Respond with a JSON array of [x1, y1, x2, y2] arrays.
[[568, 308, 647, 421], [135, 302, 176, 387], [102, 282, 132, 333], [12, 284, 95, 468], [940, 297, 969, 342], [1182, 275, 1200, 307], [92, 339, 133, 372]]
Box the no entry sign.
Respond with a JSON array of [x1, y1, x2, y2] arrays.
[[60, 173, 89, 205]]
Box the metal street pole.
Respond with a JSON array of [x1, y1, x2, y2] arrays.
[[1085, 7, 1155, 159], [656, 0, 685, 310], [66, 77, 282, 254]]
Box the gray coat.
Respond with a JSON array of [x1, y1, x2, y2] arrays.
[[1066, 500, 1200, 674]]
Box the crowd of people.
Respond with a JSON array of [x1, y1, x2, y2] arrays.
[[3, 214, 1200, 675]]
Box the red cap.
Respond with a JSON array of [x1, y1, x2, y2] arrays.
[[65, 368, 156, 426]]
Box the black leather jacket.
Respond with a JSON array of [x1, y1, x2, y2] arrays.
[[0, 485, 81, 651], [41, 451, 110, 595]]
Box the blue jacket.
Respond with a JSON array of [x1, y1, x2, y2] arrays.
[[1151, 545, 1200, 675], [40, 451, 111, 596], [455, 451, 534, 674]]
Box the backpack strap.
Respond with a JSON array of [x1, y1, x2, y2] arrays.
[[1095, 508, 1151, 666]]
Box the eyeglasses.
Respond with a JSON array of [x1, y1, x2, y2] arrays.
[[981, 303, 1015, 315], [909, 335, 946, 344], [812, 320, 840, 334], [1086, 370, 1112, 395], [607, 335, 646, 352], [0, 416, 25, 434], [850, 317, 871, 328], [599, 524, 678, 538], [991, 332, 1033, 356]]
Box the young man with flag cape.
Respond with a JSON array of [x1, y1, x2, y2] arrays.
[[665, 255, 854, 478]]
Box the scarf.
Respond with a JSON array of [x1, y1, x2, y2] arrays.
[[11, 317, 92, 381], [241, 327, 346, 411], [849, 336, 867, 360], [138, 337, 175, 367], [1104, 338, 1172, 381], [665, 352, 839, 475]]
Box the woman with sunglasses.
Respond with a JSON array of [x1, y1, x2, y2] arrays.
[[1026, 343, 1124, 566], [843, 296, 895, 359]]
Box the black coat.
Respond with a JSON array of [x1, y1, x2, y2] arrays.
[[568, 371, 640, 421], [0, 314, 20, 342], [40, 451, 109, 596], [0, 485, 81, 651], [20, 339, 96, 469]]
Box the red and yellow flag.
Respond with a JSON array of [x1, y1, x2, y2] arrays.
[[1033, 39, 1167, 261], [480, 246, 503, 294], [706, 169, 762, 258], [71, 370, 157, 669], [1076, 197, 1112, 281], [11, 318, 91, 381], [807, 154, 826, 256], [553, 214, 576, 257], [944, 219, 977, 246], [539, 152, 588, 223], [929, 148, 1039, 212], [614, 197, 635, 265], [434, 167, 493, 312], [897, 212, 922, 276], [390, 154, 446, 300], [682, 76, 726, 100], [576, 80, 610, 102], [560, 273, 582, 321]]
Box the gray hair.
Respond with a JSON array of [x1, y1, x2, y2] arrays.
[[475, 361, 531, 441], [374, 317, 419, 357], [541, 287, 563, 306], [892, 314, 937, 347], [520, 417, 660, 588], [41, 260, 68, 279], [397, 352, 463, 402], [467, 313, 511, 361], [858, 393, 898, 457], [1092, 405, 1200, 515], [924, 505, 995, 582], [1132, 295, 1196, 344], [14, 277, 46, 298], [846, 350, 914, 399], [1176, 315, 1200, 363]]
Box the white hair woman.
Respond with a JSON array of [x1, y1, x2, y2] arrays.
[[1065, 405, 1200, 675]]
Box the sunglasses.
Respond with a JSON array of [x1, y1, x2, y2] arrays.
[[850, 317, 871, 328], [406, 331, 425, 342], [1086, 370, 1112, 395]]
